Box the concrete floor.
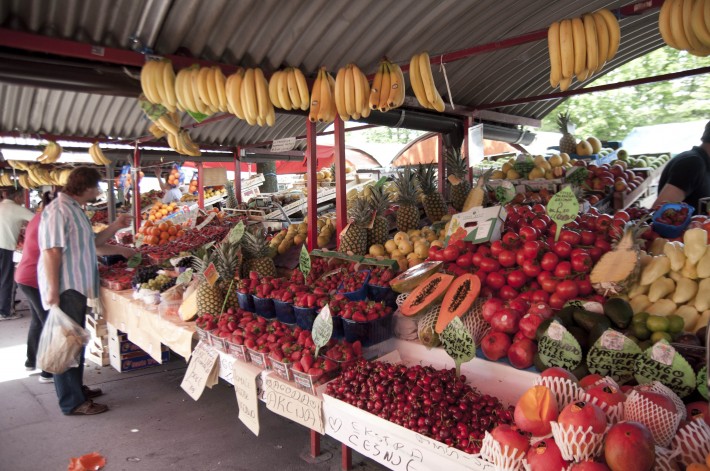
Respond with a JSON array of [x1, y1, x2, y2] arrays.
[[0, 298, 382, 471]]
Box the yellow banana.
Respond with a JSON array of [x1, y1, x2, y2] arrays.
[[293, 68, 310, 111], [286, 68, 302, 110], [577, 69, 590, 82], [88, 143, 101, 165], [559, 19, 575, 79], [266, 106, 275, 127], [190, 68, 210, 115], [409, 53, 431, 108], [180, 131, 201, 156], [205, 67, 220, 112], [583, 15, 599, 73], [360, 73, 371, 118], [240, 73, 257, 125], [254, 68, 272, 125], [167, 132, 179, 152], [344, 64, 355, 116], [595, 9, 620, 61], [571, 17, 587, 77], [277, 69, 292, 111], [269, 70, 283, 109], [378, 61, 392, 111], [659, 0, 679, 49], [369, 62, 384, 110], [548, 21, 562, 87], [157, 115, 180, 136], [213, 67, 228, 112], [226, 69, 245, 119], [162, 61, 177, 111], [334, 66, 349, 120], [242, 68, 259, 124], [683, 0, 710, 53], [174, 68, 186, 111], [559, 76, 573, 92], [176, 68, 194, 112], [671, 0, 692, 50], [309, 68, 322, 123], [591, 12, 609, 71], [352, 65, 366, 117], [692, 0, 710, 48], [140, 61, 158, 103], [387, 62, 404, 108], [418, 52, 444, 112], [151, 61, 168, 106], [317, 68, 333, 123]]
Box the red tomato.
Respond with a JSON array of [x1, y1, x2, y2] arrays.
[[531, 218, 549, 232], [486, 271, 506, 290], [455, 253, 473, 269], [519, 225, 539, 242], [552, 240, 572, 259], [531, 203, 546, 215], [490, 240, 504, 258], [540, 252, 560, 272], [576, 277, 593, 295], [522, 241, 542, 260], [507, 270, 527, 289], [477, 245, 491, 257], [479, 257, 500, 272], [530, 290, 550, 304], [613, 210, 630, 223], [596, 214, 613, 232], [442, 246, 460, 263], [498, 250, 517, 268], [471, 252, 484, 267], [522, 259, 542, 277], [555, 280, 579, 300], [502, 232, 521, 248], [548, 293, 566, 309], [498, 285, 519, 300], [554, 261, 572, 278], [515, 250, 527, 267], [559, 229, 581, 246], [571, 252, 593, 273], [588, 246, 603, 262], [541, 277, 559, 294], [579, 230, 596, 245], [594, 238, 612, 253]]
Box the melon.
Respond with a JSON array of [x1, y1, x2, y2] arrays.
[[417, 305, 441, 348], [390, 260, 443, 293], [435, 274, 481, 333], [400, 273, 454, 317]]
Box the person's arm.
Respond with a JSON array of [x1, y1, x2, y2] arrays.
[[652, 183, 686, 209], [96, 244, 137, 258], [95, 214, 132, 246], [42, 248, 62, 306], [155, 169, 168, 191]]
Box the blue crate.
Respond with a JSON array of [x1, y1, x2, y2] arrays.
[[652, 203, 694, 239], [253, 296, 276, 319], [366, 284, 398, 308], [294, 306, 318, 330], [338, 270, 371, 301], [237, 292, 255, 312], [274, 300, 296, 324], [342, 311, 393, 347]]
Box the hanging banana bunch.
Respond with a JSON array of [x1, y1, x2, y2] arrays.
[[269, 67, 310, 112], [659, 0, 710, 56], [192, 65, 229, 114], [6, 160, 30, 171], [0, 173, 13, 186], [369, 59, 405, 113], [175, 65, 212, 116], [235, 67, 275, 127], [334, 63, 371, 121], [547, 9, 620, 91], [89, 143, 111, 166], [308, 67, 337, 124], [165, 130, 202, 157], [408, 52, 445, 112], [37, 141, 62, 163], [140, 59, 177, 112]]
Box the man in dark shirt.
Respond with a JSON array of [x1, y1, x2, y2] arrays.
[[654, 121, 710, 210]]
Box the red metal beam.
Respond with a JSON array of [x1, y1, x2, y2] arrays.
[[197, 162, 205, 210], [333, 117, 347, 248], [234, 148, 242, 204], [477, 65, 710, 110], [305, 120, 318, 252]]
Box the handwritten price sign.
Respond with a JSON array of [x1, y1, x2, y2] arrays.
[[440, 317, 475, 377], [299, 245, 311, 279], [180, 342, 219, 401], [312, 305, 333, 358], [233, 361, 262, 436], [546, 185, 580, 241]]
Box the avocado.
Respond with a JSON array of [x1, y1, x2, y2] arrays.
[[568, 326, 589, 353], [638, 340, 654, 351], [556, 306, 576, 327], [534, 352, 548, 372], [536, 316, 562, 341], [604, 298, 634, 329], [588, 318, 612, 346], [573, 309, 607, 332]]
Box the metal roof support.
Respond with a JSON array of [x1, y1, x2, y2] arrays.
[[334, 117, 347, 248], [106, 161, 117, 224], [437, 134, 445, 197], [197, 162, 205, 210], [234, 148, 242, 205], [305, 119, 318, 252]]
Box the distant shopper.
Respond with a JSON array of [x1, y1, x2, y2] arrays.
[[39, 167, 132, 415], [155, 169, 183, 204], [0, 187, 33, 320], [654, 120, 710, 210]]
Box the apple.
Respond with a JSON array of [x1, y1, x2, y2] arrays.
[[528, 302, 553, 320], [557, 401, 607, 433], [508, 338, 537, 370], [685, 401, 710, 427], [604, 421, 655, 471], [490, 424, 530, 458], [525, 439, 569, 471], [490, 308, 522, 334], [518, 313, 544, 340], [481, 332, 512, 361], [514, 385, 558, 436], [541, 367, 578, 384], [586, 385, 627, 409], [482, 297, 506, 323], [579, 374, 604, 390]]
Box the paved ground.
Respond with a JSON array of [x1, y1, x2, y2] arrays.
[[0, 297, 381, 471]]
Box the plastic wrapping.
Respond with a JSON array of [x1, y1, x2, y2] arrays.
[[672, 419, 710, 467], [550, 421, 607, 462], [623, 390, 682, 447], [480, 431, 526, 471], [532, 376, 584, 411], [653, 446, 680, 471], [37, 306, 90, 374]]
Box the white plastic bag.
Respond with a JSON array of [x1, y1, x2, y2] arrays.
[[37, 306, 90, 374]]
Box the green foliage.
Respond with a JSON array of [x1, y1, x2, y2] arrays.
[[358, 127, 427, 144], [541, 47, 710, 141]]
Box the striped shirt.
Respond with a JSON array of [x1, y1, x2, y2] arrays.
[[38, 192, 98, 307]]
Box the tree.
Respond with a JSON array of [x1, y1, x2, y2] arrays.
[[540, 47, 710, 141]]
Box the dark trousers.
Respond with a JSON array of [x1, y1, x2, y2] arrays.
[[18, 284, 52, 378], [53, 289, 88, 414], [0, 248, 16, 317]]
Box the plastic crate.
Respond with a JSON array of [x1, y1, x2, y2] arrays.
[[366, 284, 398, 308], [237, 292, 255, 312], [652, 203, 694, 238], [291, 366, 339, 394], [332, 315, 344, 339], [338, 270, 371, 301], [269, 355, 294, 381], [225, 340, 250, 362], [294, 306, 318, 330], [253, 296, 276, 319], [208, 331, 228, 352], [246, 347, 271, 370], [342, 312, 393, 347], [195, 326, 211, 345], [274, 300, 296, 324]]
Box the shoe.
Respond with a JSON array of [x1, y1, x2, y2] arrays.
[[38, 376, 54, 384], [82, 385, 103, 399], [0, 313, 23, 321], [68, 400, 109, 416]]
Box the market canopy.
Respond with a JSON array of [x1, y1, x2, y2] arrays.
[[0, 1, 666, 149], [391, 132, 518, 167]]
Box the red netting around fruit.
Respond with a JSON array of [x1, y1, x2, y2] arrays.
[[550, 422, 607, 462], [623, 390, 682, 448], [533, 376, 584, 411], [671, 419, 710, 467], [653, 445, 680, 471], [480, 431, 526, 471]]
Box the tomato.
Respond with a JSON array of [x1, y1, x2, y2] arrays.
[[579, 230, 596, 245], [518, 291, 534, 302], [479, 257, 500, 272], [454, 239, 467, 252], [588, 246, 603, 262], [522, 259, 542, 277], [571, 252, 593, 273], [594, 238, 612, 253], [475, 271, 487, 286], [613, 210, 630, 223], [486, 271, 506, 290], [429, 250, 444, 262], [554, 261, 572, 278], [498, 249, 517, 268], [596, 214, 613, 232], [552, 240, 572, 259], [490, 240, 504, 258], [522, 240, 541, 260], [540, 252, 560, 272], [548, 293, 566, 310], [515, 250, 526, 266], [519, 225, 539, 242], [541, 277, 559, 294], [455, 253, 473, 269], [502, 232, 521, 248], [530, 290, 550, 304], [477, 245, 491, 257], [531, 203, 546, 215], [555, 280, 579, 300], [442, 246, 460, 263], [559, 229, 581, 246], [580, 214, 598, 231], [498, 285, 519, 300], [531, 217, 549, 232], [507, 270, 527, 289], [576, 277, 593, 295], [508, 298, 529, 314], [471, 252, 484, 267]]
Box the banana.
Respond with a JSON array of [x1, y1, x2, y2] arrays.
[[276, 69, 292, 111], [352, 65, 366, 117], [88, 143, 101, 165], [167, 132, 179, 152], [583, 15, 599, 74], [317, 68, 333, 123], [174, 67, 186, 111], [334, 66, 349, 120], [577, 69, 590, 82], [293, 67, 310, 111], [360, 72, 372, 118], [308, 68, 322, 123], [152, 61, 169, 106], [157, 115, 180, 136], [196, 66, 212, 110], [344, 65, 355, 116], [378, 61, 392, 111], [559, 76, 573, 92], [254, 68, 272, 125], [418, 52, 445, 112], [387, 62, 404, 108], [140, 61, 158, 103], [659, 0, 679, 49], [161, 61, 177, 111], [242, 68, 259, 124], [559, 19, 575, 79], [548, 21, 562, 87], [213, 67, 228, 112], [266, 106, 275, 127], [692, 0, 710, 48], [177, 68, 196, 113], [571, 17, 587, 76], [207, 67, 222, 112], [179, 131, 201, 156], [369, 62, 384, 110], [684, 0, 710, 54], [596, 9, 620, 61], [190, 67, 210, 115], [269, 70, 283, 109], [226, 69, 246, 119], [670, 0, 693, 50], [409, 53, 429, 107], [592, 12, 609, 71], [286, 68, 302, 110], [240, 73, 257, 125]]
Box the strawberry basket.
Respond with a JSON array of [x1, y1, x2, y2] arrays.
[[237, 291, 255, 312], [273, 299, 296, 324], [253, 295, 276, 319], [337, 270, 371, 301]]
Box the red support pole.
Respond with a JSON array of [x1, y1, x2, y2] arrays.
[[306, 120, 318, 252], [334, 117, 347, 248], [437, 133, 445, 196], [132, 145, 141, 234], [234, 147, 242, 204], [197, 162, 205, 210], [341, 444, 352, 471], [309, 430, 321, 458]]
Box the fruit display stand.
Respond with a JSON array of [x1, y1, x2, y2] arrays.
[[612, 160, 668, 210]]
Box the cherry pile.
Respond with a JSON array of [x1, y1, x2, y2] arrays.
[[326, 360, 514, 455]]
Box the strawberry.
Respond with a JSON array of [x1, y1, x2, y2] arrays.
[[308, 367, 324, 377], [301, 354, 314, 371]]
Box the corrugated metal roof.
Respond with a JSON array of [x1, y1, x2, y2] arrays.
[[0, 0, 668, 147]]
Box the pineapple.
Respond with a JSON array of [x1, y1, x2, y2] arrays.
[[241, 229, 276, 278], [446, 148, 471, 212], [590, 224, 645, 296], [192, 248, 224, 316], [214, 240, 241, 309], [225, 183, 238, 209], [393, 167, 421, 232], [415, 163, 447, 223], [557, 112, 577, 154], [339, 197, 370, 255], [367, 185, 391, 247]]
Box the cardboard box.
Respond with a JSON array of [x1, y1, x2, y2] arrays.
[[445, 205, 507, 246], [86, 315, 108, 338], [109, 350, 170, 372]]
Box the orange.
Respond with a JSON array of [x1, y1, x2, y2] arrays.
[[144, 220, 153, 228], [160, 231, 170, 240], [168, 226, 178, 236], [168, 236, 177, 242], [177, 230, 185, 238], [150, 227, 161, 237], [158, 237, 168, 245], [158, 222, 168, 232], [161, 209, 168, 216]]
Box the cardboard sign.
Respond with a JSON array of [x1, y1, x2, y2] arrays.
[[698, 366, 708, 400], [546, 185, 580, 241], [176, 268, 193, 286], [228, 221, 245, 244], [538, 321, 583, 370], [634, 340, 696, 398], [445, 205, 507, 246], [270, 137, 297, 153], [233, 361, 262, 436], [196, 212, 216, 230], [263, 374, 324, 433], [587, 330, 642, 385], [180, 342, 219, 401], [127, 253, 142, 268], [203, 262, 219, 287], [299, 245, 311, 279], [440, 317, 475, 377], [312, 305, 333, 358]]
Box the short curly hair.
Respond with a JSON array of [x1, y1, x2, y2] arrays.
[[63, 167, 102, 196]]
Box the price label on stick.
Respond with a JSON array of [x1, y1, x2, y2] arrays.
[[538, 321, 582, 370], [634, 340, 696, 398], [546, 185, 580, 241], [698, 366, 708, 400], [299, 245, 311, 279], [312, 305, 333, 358], [587, 330, 641, 385], [440, 317, 476, 377], [228, 221, 245, 244], [203, 262, 219, 287]]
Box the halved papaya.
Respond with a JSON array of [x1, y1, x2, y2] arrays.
[[390, 261, 443, 293], [435, 274, 481, 333], [400, 273, 454, 317]]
